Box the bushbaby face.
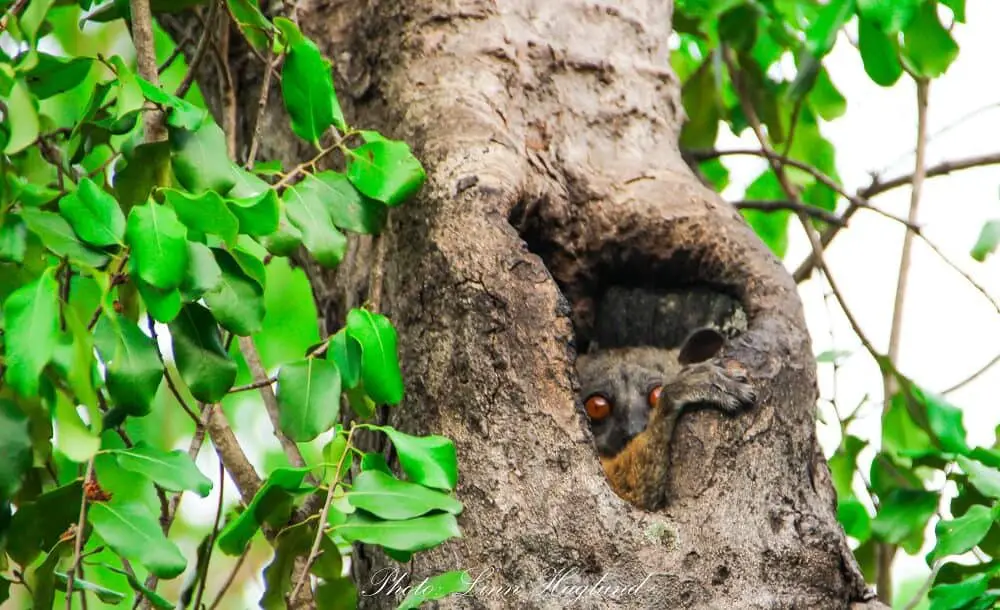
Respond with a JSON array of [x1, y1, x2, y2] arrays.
[[575, 348, 671, 457]]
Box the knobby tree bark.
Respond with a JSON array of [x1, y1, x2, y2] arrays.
[[176, 1, 891, 608]]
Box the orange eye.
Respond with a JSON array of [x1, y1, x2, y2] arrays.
[[585, 395, 612, 421], [647, 385, 663, 408]]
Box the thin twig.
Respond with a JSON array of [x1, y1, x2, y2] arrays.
[[910, 229, 1000, 316], [943, 352, 1000, 395], [0, 0, 29, 33], [130, 0, 167, 142], [880, 78, 929, 607], [174, 1, 219, 99], [245, 52, 278, 169], [65, 460, 96, 608], [139, 407, 210, 605], [208, 547, 250, 610], [733, 200, 844, 225], [236, 336, 312, 474], [721, 47, 886, 368], [147, 315, 201, 424], [192, 457, 226, 610], [290, 428, 355, 601]]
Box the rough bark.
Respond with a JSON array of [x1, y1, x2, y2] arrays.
[[175, 0, 889, 608]]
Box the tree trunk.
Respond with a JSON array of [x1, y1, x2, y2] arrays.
[[187, 1, 888, 608]]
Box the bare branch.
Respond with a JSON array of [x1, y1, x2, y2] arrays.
[[237, 336, 313, 475], [175, 1, 219, 99], [130, 0, 167, 142], [943, 352, 1000, 395], [732, 200, 844, 226], [0, 0, 29, 34], [65, 460, 96, 609]]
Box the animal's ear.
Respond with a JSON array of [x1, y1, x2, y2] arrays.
[[678, 328, 725, 365]]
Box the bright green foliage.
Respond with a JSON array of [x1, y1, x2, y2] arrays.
[[276, 358, 342, 442], [0, 0, 454, 605]]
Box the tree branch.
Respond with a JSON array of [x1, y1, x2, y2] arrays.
[[733, 200, 844, 226], [129, 0, 167, 142], [174, 1, 219, 99]]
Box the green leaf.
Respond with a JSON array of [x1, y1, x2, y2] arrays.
[[169, 121, 237, 194], [113, 141, 172, 208], [283, 178, 347, 267], [883, 391, 936, 461], [900, 1, 959, 79], [970, 220, 1000, 262], [347, 136, 426, 206], [804, 0, 855, 59], [23, 54, 93, 99], [300, 171, 386, 234], [338, 512, 461, 553], [136, 277, 182, 323], [54, 391, 100, 462], [0, 400, 32, 499], [379, 428, 458, 491], [856, 0, 919, 34], [929, 504, 995, 563], [108, 56, 144, 119], [6, 481, 82, 566], [217, 467, 313, 555], [871, 488, 938, 553], [276, 358, 342, 442], [929, 573, 988, 610], [19, 0, 55, 46], [345, 308, 404, 405], [28, 537, 70, 610], [958, 456, 1000, 500], [397, 571, 472, 610], [942, 0, 965, 23], [4, 270, 59, 397], [228, 0, 274, 52], [105, 566, 175, 610], [837, 497, 872, 543], [716, 3, 761, 51], [914, 385, 970, 455], [58, 177, 126, 247], [126, 202, 189, 290], [203, 248, 265, 335], [315, 578, 358, 610], [2, 79, 40, 154], [679, 59, 719, 149], [54, 573, 126, 605], [181, 241, 223, 299], [162, 188, 240, 247], [227, 188, 280, 237], [258, 207, 303, 256], [89, 500, 187, 579], [361, 452, 392, 475], [100, 316, 165, 417], [136, 78, 207, 131], [809, 67, 847, 121], [828, 435, 867, 499], [0, 214, 27, 262], [111, 441, 212, 497], [20, 208, 110, 267], [169, 303, 237, 402], [347, 470, 462, 520], [328, 329, 361, 389], [322, 434, 351, 482], [281, 37, 344, 143]]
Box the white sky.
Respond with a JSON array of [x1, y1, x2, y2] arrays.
[[717, 0, 1000, 597]]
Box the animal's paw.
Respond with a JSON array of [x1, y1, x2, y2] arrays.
[[670, 359, 757, 414]]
